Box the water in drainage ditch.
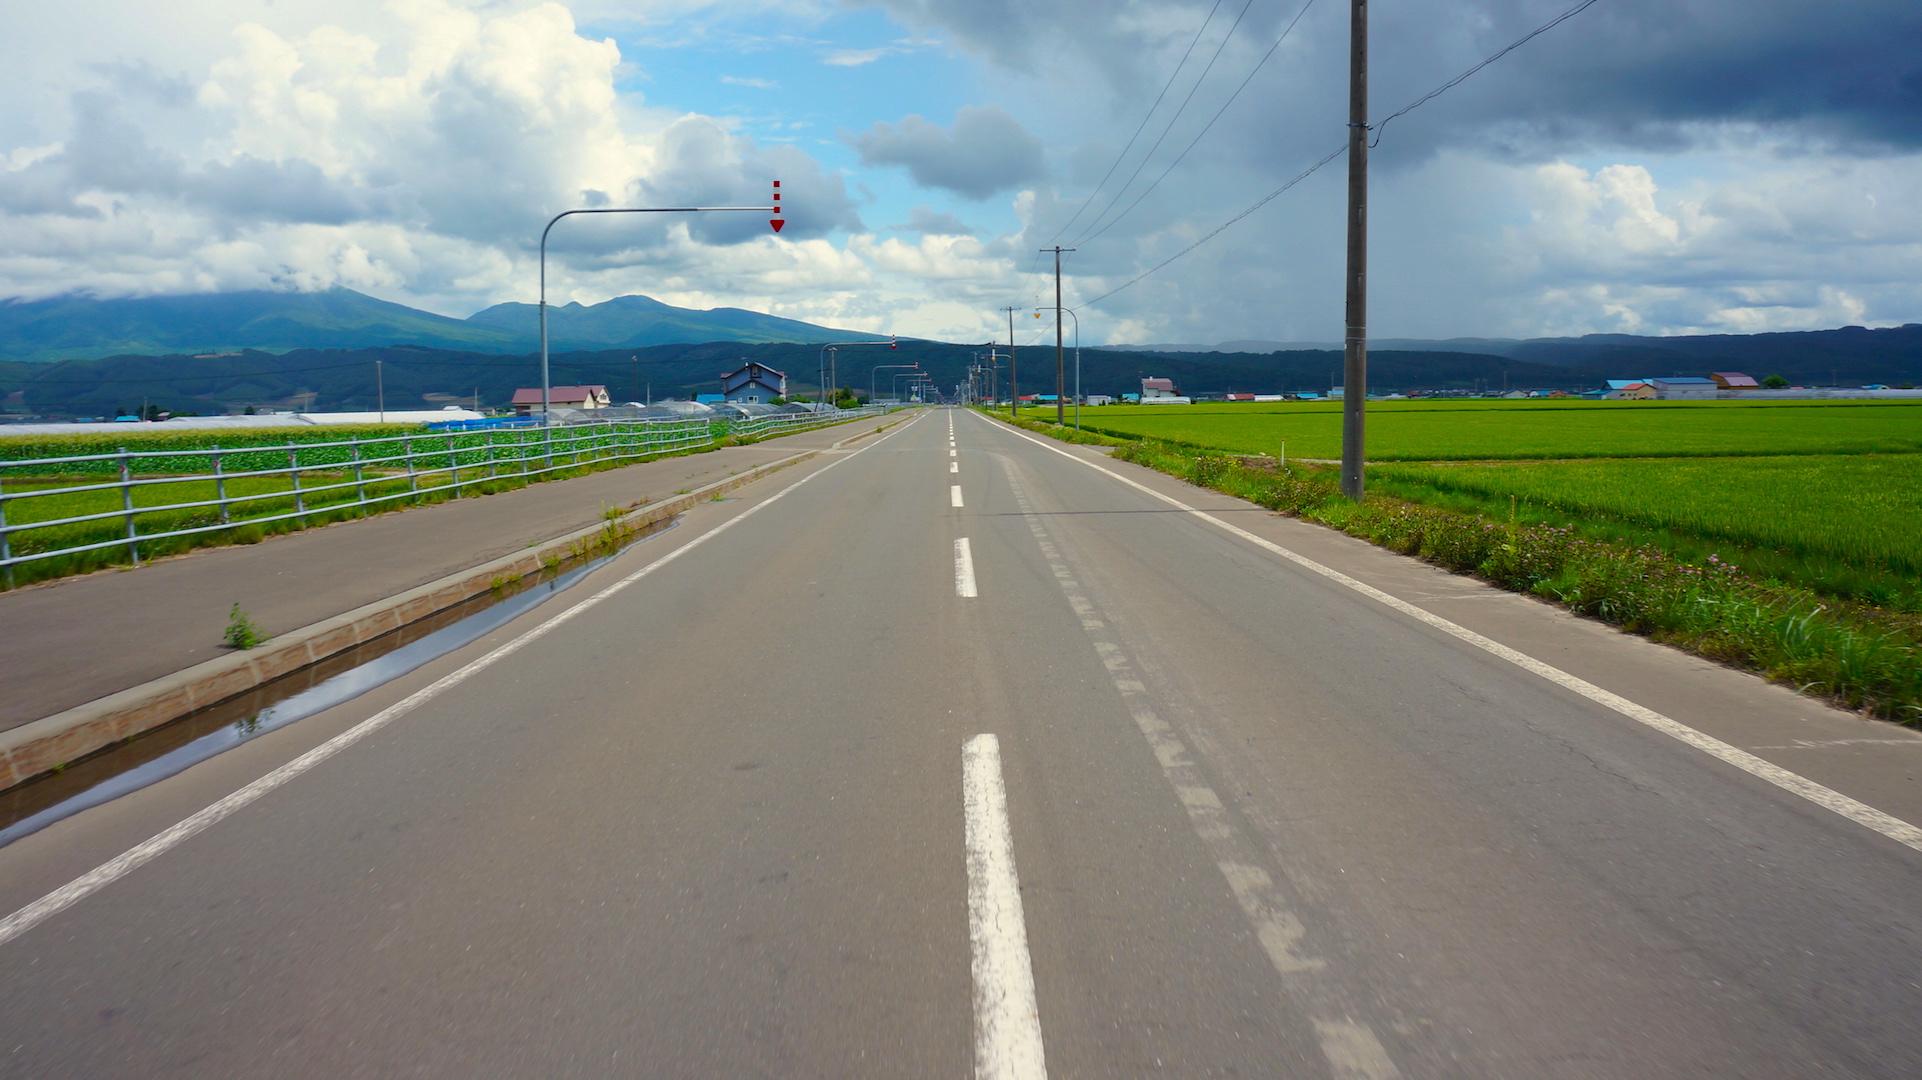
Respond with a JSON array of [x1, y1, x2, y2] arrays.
[[0, 517, 678, 849]]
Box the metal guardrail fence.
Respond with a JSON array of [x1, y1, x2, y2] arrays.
[[0, 406, 894, 584], [724, 405, 885, 441]]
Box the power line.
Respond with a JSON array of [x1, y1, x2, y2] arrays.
[[1370, 0, 1606, 148], [1079, 0, 1321, 246], [1076, 0, 1607, 308], [1067, 0, 1261, 248], [1040, 0, 1226, 249], [1082, 143, 1344, 309]]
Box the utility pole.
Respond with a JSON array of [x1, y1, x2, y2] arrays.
[[1002, 307, 1019, 418], [376, 359, 385, 422], [631, 354, 640, 405], [1341, 0, 1369, 500], [1041, 246, 1075, 424]]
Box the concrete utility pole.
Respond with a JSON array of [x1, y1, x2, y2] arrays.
[[1002, 306, 1020, 419], [1041, 246, 1075, 424], [375, 359, 385, 423], [1341, 0, 1369, 499]]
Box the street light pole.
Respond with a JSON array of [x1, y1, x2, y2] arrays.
[[817, 338, 897, 406], [872, 363, 919, 403], [375, 359, 385, 423], [540, 202, 770, 439], [1035, 307, 1081, 432]]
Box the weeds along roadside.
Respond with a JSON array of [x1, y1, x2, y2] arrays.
[[991, 410, 1922, 725]]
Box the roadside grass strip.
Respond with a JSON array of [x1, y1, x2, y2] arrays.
[[995, 412, 1922, 724]]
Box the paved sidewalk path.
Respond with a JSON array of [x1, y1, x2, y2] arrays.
[[0, 415, 899, 731]]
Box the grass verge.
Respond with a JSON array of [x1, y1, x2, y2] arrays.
[[993, 411, 1922, 724]]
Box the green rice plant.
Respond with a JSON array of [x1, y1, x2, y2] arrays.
[[1068, 399, 1922, 462]]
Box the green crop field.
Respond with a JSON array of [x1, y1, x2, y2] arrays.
[[1024, 399, 1922, 612], [1050, 399, 1922, 461], [1370, 455, 1922, 610]]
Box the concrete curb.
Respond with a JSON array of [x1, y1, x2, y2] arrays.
[[0, 444, 827, 791]]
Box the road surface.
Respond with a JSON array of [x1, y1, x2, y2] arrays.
[[2, 407, 1919, 1077]]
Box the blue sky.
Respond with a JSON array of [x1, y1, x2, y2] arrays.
[[2, 1, 1919, 345]]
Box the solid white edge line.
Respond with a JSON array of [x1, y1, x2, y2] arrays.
[[0, 412, 930, 948], [962, 733, 1048, 1080], [955, 537, 979, 598], [951, 485, 965, 508], [980, 412, 1922, 855]]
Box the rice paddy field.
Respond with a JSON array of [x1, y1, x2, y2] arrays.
[[1052, 399, 1922, 461], [1030, 399, 1922, 612]]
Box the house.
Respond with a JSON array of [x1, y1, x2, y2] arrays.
[[720, 361, 786, 404], [1225, 392, 1256, 402], [510, 385, 609, 415], [1649, 376, 1717, 400], [1604, 378, 1655, 399], [1141, 376, 1179, 400], [1710, 371, 1760, 390]]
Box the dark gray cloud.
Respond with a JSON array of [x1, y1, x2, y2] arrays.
[[852, 105, 1045, 199], [875, 0, 1922, 161]]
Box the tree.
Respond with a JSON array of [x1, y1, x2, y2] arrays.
[[1762, 373, 1790, 389]]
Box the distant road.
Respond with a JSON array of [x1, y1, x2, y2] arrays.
[[2, 407, 1919, 1077]]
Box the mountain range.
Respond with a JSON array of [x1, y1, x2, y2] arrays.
[[0, 287, 885, 363]]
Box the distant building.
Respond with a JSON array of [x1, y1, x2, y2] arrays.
[[721, 361, 787, 404], [511, 385, 609, 415], [1141, 376, 1179, 399], [1225, 392, 1256, 402], [1605, 380, 1655, 400], [1710, 371, 1760, 390], [1649, 376, 1717, 400], [1084, 394, 1115, 406], [695, 393, 726, 405]]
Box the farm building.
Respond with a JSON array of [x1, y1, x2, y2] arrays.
[[1649, 377, 1717, 400], [721, 361, 787, 404], [1084, 394, 1115, 406], [1604, 379, 1655, 399], [1141, 376, 1180, 399], [1711, 372, 1761, 389], [511, 385, 609, 415]]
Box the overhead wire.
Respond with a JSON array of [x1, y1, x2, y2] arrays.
[[1078, 0, 1320, 246], [1370, 0, 1606, 149], [1040, 0, 1225, 253], [1076, 0, 1608, 308], [1066, 0, 1261, 247]]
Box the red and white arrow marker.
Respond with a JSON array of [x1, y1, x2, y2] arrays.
[[770, 179, 784, 233]]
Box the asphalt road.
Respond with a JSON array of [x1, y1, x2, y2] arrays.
[[2, 406, 1920, 1077]]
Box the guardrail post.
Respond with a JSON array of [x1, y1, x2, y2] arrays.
[[447, 432, 460, 490], [119, 448, 140, 568], [350, 438, 367, 506], [488, 428, 501, 479], [0, 478, 13, 589], [211, 445, 230, 524], [287, 440, 306, 521], [405, 436, 419, 495]]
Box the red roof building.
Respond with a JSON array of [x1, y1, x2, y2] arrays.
[[510, 385, 610, 414]]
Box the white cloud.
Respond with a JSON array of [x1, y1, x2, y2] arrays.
[[721, 75, 777, 89]]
